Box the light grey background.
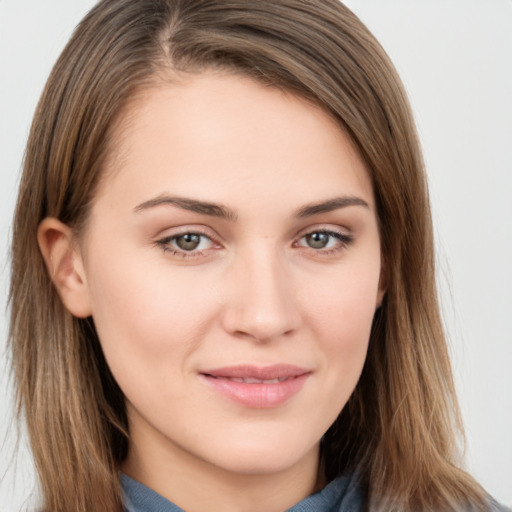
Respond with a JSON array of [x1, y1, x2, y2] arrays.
[[1, 1, 511, 510]]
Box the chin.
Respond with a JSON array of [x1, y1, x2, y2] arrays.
[[202, 430, 320, 476]]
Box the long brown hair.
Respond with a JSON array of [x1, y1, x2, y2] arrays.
[[9, 1, 487, 510]]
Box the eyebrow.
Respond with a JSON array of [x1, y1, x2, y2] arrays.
[[295, 196, 369, 217], [133, 194, 369, 220], [134, 195, 238, 221]]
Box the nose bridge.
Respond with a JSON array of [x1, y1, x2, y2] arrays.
[[222, 240, 299, 342]]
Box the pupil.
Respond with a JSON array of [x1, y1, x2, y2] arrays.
[[307, 232, 328, 249], [176, 234, 201, 251]]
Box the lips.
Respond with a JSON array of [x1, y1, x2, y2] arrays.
[[217, 376, 290, 384], [199, 364, 311, 408]]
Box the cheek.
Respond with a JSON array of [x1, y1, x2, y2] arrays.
[[302, 262, 380, 386], [305, 260, 380, 338], [85, 258, 220, 386]]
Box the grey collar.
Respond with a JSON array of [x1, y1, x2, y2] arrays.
[[122, 472, 363, 512]]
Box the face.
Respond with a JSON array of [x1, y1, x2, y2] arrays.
[[76, 72, 384, 478]]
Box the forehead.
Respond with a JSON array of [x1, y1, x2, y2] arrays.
[[94, 71, 374, 213]]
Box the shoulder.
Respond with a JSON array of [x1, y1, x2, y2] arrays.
[[487, 497, 512, 512]]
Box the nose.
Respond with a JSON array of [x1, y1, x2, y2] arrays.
[[220, 246, 300, 343]]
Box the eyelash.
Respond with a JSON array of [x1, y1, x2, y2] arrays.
[[294, 229, 353, 256], [155, 228, 353, 260], [155, 229, 216, 260]]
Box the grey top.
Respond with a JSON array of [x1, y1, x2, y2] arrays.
[[122, 472, 363, 512], [122, 473, 511, 512]]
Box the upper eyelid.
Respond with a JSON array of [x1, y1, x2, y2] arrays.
[[295, 230, 352, 246], [300, 227, 349, 236], [162, 232, 212, 243], [156, 225, 218, 241], [293, 224, 352, 240]]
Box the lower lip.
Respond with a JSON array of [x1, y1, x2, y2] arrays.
[[200, 373, 310, 409]]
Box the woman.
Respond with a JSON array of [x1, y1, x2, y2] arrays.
[[8, 0, 508, 511]]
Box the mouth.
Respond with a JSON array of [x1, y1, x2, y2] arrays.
[[199, 364, 311, 408], [208, 376, 292, 384]]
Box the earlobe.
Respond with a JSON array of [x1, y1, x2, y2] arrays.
[[37, 218, 92, 318]]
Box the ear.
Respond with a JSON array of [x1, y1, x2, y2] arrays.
[[37, 218, 92, 318]]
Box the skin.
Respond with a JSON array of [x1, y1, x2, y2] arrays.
[[39, 71, 385, 512]]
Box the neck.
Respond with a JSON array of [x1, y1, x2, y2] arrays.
[[122, 426, 322, 512]]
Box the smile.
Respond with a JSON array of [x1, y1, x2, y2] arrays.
[[199, 364, 311, 409], [214, 376, 290, 384]]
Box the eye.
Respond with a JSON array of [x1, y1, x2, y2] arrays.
[[156, 230, 217, 257], [174, 233, 205, 251], [304, 232, 332, 249], [296, 229, 352, 253]]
